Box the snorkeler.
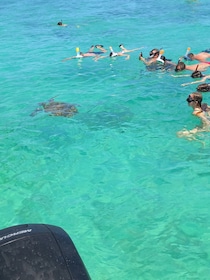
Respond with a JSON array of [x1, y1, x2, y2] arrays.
[[177, 92, 210, 139], [175, 61, 210, 72], [197, 83, 210, 92], [139, 48, 161, 66], [139, 48, 175, 71], [62, 45, 107, 61], [181, 74, 210, 87], [57, 21, 68, 27], [95, 45, 137, 60], [183, 48, 210, 62]]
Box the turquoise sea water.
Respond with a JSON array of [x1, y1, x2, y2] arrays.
[[1, 0, 210, 279]]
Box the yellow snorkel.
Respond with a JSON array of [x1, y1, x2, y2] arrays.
[[76, 47, 80, 56]]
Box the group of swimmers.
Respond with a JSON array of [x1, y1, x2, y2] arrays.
[[62, 41, 210, 140], [62, 44, 143, 61], [139, 47, 210, 140]]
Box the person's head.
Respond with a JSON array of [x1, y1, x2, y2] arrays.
[[197, 83, 210, 92], [175, 61, 186, 72], [187, 53, 194, 60], [57, 21, 63, 26], [186, 92, 202, 108], [149, 49, 159, 58], [109, 52, 118, 57], [191, 69, 204, 78]]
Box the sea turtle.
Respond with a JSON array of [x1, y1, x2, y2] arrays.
[[30, 98, 78, 118]]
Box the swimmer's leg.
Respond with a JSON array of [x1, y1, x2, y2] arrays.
[[95, 45, 107, 52], [88, 45, 95, 52], [202, 48, 210, 53]]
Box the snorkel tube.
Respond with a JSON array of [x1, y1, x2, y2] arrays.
[[109, 46, 118, 57], [156, 49, 165, 64], [191, 65, 204, 78], [184, 47, 191, 60], [76, 47, 83, 58]]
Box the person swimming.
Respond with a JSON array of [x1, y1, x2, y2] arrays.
[[95, 46, 133, 60], [191, 67, 204, 78], [62, 45, 107, 61], [185, 51, 210, 62], [181, 67, 210, 87], [57, 21, 67, 27], [197, 83, 210, 92], [175, 61, 210, 72], [139, 48, 175, 71], [177, 92, 210, 139]]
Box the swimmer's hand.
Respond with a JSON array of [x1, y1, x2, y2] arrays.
[[181, 83, 189, 87], [139, 52, 143, 60]]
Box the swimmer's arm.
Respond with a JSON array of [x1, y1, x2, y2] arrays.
[[124, 47, 144, 53], [62, 56, 77, 62], [139, 53, 151, 65], [181, 80, 201, 87], [171, 74, 190, 78], [118, 53, 130, 60], [181, 76, 207, 87], [124, 54, 130, 60], [177, 126, 205, 138]]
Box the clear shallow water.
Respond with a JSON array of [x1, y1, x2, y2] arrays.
[[1, 0, 210, 279]]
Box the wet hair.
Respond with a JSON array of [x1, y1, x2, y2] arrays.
[[187, 53, 194, 60], [191, 92, 202, 106], [197, 83, 210, 92], [191, 65, 203, 78], [109, 52, 113, 57], [149, 48, 160, 57], [191, 71, 204, 78], [57, 21, 63, 25], [175, 61, 186, 72]]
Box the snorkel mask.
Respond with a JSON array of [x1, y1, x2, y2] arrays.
[[175, 59, 186, 72], [191, 65, 204, 78], [197, 83, 210, 92], [156, 50, 165, 64], [149, 49, 159, 58]]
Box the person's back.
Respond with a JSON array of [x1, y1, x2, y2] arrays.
[[187, 52, 210, 62], [175, 61, 210, 72]]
